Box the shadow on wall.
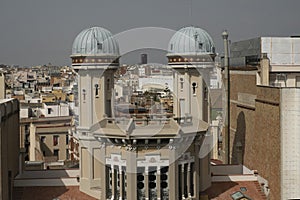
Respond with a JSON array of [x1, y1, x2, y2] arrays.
[[231, 111, 246, 165]]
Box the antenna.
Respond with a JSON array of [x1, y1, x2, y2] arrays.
[[92, 30, 102, 50], [189, 0, 193, 26]]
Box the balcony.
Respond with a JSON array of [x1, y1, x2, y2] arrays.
[[92, 113, 209, 140]]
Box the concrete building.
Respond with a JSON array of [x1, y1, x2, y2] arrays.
[[71, 26, 215, 199], [0, 99, 20, 200], [222, 37, 300, 200], [230, 37, 300, 87], [20, 116, 72, 165], [20, 116, 74, 169]]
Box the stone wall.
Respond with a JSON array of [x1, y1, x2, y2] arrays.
[[229, 71, 281, 200]]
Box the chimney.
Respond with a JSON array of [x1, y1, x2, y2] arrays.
[[141, 54, 147, 64]]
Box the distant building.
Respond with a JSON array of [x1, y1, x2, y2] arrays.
[[19, 101, 75, 168], [230, 37, 300, 87], [0, 73, 5, 99]]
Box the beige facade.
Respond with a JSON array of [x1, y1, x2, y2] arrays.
[[74, 57, 214, 200], [72, 26, 216, 200], [0, 99, 20, 200], [41, 93, 56, 103], [78, 117, 211, 200], [20, 116, 73, 167]]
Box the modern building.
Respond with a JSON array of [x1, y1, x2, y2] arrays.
[[0, 99, 20, 200], [221, 37, 300, 200], [71, 26, 216, 199]]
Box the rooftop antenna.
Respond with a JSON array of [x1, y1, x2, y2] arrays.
[[92, 30, 102, 50], [189, 0, 193, 26]]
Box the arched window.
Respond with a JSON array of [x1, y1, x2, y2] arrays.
[[192, 82, 197, 95], [95, 84, 99, 98], [180, 78, 184, 90]]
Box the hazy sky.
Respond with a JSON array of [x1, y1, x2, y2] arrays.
[[0, 0, 299, 66]]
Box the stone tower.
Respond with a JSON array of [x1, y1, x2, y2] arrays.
[[167, 26, 216, 123], [70, 27, 119, 197]]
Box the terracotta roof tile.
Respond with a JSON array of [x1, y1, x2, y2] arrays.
[[203, 181, 267, 200], [13, 186, 97, 200]]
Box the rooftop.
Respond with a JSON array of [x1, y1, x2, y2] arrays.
[[203, 181, 267, 200], [91, 115, 209, 139], [13, 186, 96, 200]]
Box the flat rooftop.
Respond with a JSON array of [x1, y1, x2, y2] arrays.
[[92, 116, 209, 139]]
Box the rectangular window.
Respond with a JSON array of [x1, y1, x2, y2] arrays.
[[180, 77, 184, 90], [66, 135, 69, 145], [66, 149, 69, 160], [40, 136, 46, 143], [106, 165, 112, 199], [148, 167, 157, 199], [113, 166, 118, 198], [122, 166, 126, 199], [160, 166, 169, 199], [97, 42, 103, 50], [296, 76, 300, 87], [190, 163, 194, 197], [178, 164, 182, 199], [137, 167, 145, 200], [198, 42, 203, 49], [48, 108, 52, 114], [53, 135, 59, 146], [53, 149, 59, 159], [184, 164, 188, 198]]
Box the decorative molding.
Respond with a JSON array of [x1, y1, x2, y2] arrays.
[[178, 152, 195, 165]]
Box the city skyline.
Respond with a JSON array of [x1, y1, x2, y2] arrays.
[[1, 0, 300, 66]]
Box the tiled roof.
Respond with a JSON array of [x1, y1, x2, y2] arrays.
[[203, 181, 267, 200], [13, 186, 97, 200]]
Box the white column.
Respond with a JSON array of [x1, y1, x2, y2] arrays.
[[157, 167, 161, 200], [119, 166, 123, 200], [29, 123, 36, 161], [184, 68, 191, 115], [181, 164, 185, 199], [187, 163, 191, 198], [111, 165, 115, 200], [145, 168, 149, 200]]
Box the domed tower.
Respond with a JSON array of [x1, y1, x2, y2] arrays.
[[71, 26, 214, 200], [71, 27, 119, 128], [70, 27, 119, 197], [167, 26, 216, 123]]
